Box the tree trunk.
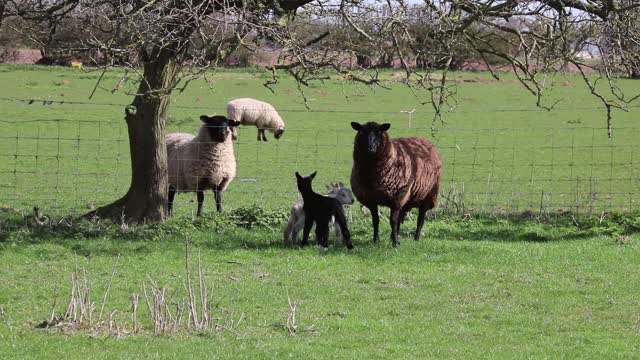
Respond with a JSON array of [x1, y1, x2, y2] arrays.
[[0, 3, 5, 29], [85, 52, 179, 223]]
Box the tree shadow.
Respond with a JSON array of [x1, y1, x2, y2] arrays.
[[2, 211, 635, 257]]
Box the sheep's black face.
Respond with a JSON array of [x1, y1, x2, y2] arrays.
[[351, 122, 391, 155], [200, 115, 240, 143], [274, 129, 284, 139], [295, 171, 317, 194]]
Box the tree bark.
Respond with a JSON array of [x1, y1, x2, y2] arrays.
[[85, 51, 179, 223]]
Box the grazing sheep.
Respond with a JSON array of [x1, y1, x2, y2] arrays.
[[283, 182, 354, 246], [350, 121, 442, 247], [166, 115, 240, 216], [226, 98, 285, 141], [295, 171, 353, 250]]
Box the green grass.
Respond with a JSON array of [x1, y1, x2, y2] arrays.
[[0, 64, 639, 216], [1, 211, 640, 358], [1, 65, 640, 358]]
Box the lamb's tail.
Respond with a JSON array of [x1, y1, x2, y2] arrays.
[[333, 204, 353, 249]]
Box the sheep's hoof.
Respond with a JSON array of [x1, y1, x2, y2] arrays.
[[392, 241, 400, 248], [318, 246, 329, 253]]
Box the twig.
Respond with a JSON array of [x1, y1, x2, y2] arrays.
[[49, 283, 58, 322], [98, 254, 120, 323], [131, 293, 139, 333], [286, 295, 297, 336], [185, 238, 199, 329], [198, 251, 208, 329]]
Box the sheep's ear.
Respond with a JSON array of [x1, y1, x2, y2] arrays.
[[228, 119, 241, 127], [310, 171, 317, 179], [295, 172, 302, 180], [326, 184, 331, 190], [200, 115, 210, 123], [351, 122, 362, 131], [380, 123, 391, 131], [339, 182, 344, 188]]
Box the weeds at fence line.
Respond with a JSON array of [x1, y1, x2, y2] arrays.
[[439, 183, 466, 215]]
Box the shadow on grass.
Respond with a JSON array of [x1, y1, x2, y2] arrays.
[[1, 209, 638, 257], [348, 211, 638, 245]]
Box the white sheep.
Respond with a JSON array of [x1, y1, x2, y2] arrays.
[[167, 115, 240, 216], [226, 98, 285, 141], [283, 182, 354, 246]]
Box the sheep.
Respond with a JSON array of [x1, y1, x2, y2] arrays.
[[166, 115, 240, 216], [350, 121, 442, 247], [294, 171, 353, 250], [283, 182, 354, 246], [226, 98, 285, 141]]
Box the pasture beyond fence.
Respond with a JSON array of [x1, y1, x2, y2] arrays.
[[1, 97, 639, 218]]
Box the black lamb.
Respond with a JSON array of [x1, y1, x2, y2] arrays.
[[295, 171, 353, 250]]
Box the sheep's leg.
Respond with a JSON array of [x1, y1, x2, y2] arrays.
[[301, 216, 313, 246], [368, 204, 380, 243], [257, 129, 268, 141], [390, 207, 401, 247], [333, 206, 353, 250], [214, 178, 230, 212], [316, 221, 329, 249], [214, 189, 223, 212], [332, 216, 343, 245], [167, 187, 176, 216], [196, 190, 205, 217], [414, 183, 439, 241], [399, 208, 409, 224], [292, 217, 304, 243], [415, 205, 428, 241], [283, 215, 298, 246], [283, 220, 293, 245]]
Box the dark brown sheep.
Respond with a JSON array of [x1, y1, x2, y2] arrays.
[[350, 121, 442, 247]]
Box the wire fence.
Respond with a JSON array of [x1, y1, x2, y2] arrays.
[[1, 97, 639, 218]]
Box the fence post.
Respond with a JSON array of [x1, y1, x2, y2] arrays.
[[400, 109, 416, 128]]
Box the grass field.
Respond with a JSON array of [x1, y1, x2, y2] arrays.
[[1, 65, 640, 358], [1, 211, 640, 358], [0, 64, 639, 216]]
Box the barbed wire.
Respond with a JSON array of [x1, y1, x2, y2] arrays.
[[2, 97, 640, 120]]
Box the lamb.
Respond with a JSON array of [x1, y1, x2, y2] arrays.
[[350, 121, 442, 247], [166, 115, 240, 216], [295, 171, 353, 250], [283, 182, 354, 246], [226, 98, 285, 141]]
